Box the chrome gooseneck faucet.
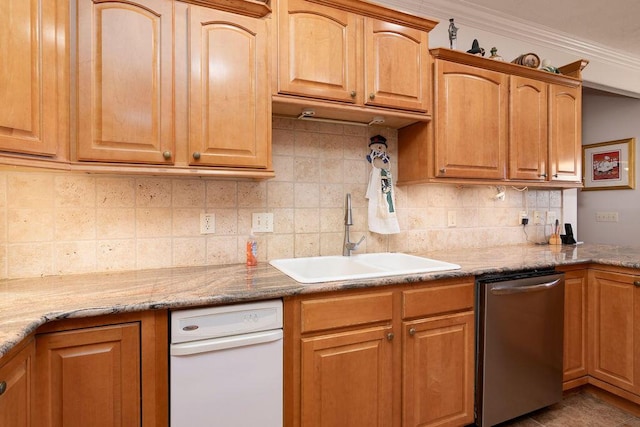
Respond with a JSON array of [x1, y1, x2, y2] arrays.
[[343, 193, 365, 256]]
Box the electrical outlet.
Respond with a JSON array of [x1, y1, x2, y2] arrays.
[[595, 211, 619, 222], [546, 211, 557, 224], [533, 211, 543, 225], [252, 213, 274, 232], [518, 211, 528, 225], [200, 213, 215, 234], [447, 211, 456, 227]]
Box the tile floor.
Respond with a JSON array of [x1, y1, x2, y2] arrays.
[[497, 391, 640, 426]]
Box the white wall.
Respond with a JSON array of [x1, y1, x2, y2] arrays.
[[579, 92, 640, 244]]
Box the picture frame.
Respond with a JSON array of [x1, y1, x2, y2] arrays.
[[582, 138, 636, 190]]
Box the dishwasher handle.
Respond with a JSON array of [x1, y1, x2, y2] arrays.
[[171, 329, 283, 356], [490, 278, 561, 295]]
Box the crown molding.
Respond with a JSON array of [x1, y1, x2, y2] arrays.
[[374, 0, 640, 72]]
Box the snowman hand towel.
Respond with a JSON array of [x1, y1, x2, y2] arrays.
[[366, 165, 400, 234]]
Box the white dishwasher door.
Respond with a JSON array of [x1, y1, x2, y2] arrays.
[[170, 300, 283, 427]]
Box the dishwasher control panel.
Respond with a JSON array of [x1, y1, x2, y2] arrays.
[[171, 299, 283, 344]]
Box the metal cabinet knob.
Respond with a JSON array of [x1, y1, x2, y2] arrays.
[[163, 151, 172, 160], [539, 173, 547, 178], [350, 91, 356, 98], [0, 380, 6, 396], [634, 280, 640, 287], [386, 332, 394, 341], [369, 93, 375, 100], [409, 328, 416, 336], [192, 152, 201, 160], [439, 168, 446, 173], [553, 174, 559, 178]]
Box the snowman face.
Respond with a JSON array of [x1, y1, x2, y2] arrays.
[[370, 142, 386, 153]]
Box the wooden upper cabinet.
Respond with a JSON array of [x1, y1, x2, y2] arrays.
[[277, 0, 358, 103], [509, 75, 548, 180], [187, 5, 271, 168], [549, 84, 582, 182], [434, 60, 508, 179], [75, 0, 175, 164], [364, 19, 429, 112], [0, 0, 62, 157]]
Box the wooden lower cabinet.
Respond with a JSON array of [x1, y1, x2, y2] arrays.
[[588, 267, 640, 396], [284, 278, 475, 427], [300, 326, 394, 426], [0, 337, 35, 427], [34, 310, 168, 427], [560, 267, 588, 386], [402, 312, 474, 427]]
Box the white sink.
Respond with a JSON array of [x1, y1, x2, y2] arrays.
[[269, 253, 461, 284]]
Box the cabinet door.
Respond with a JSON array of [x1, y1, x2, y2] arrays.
[[434, 60, 508, 179], [588, 270, 640, 394], [35, 323, 141, 427], [509, 76, 548, 180], [187, 5, 271, 168], [76, 0, 174, 164], [277, 0, 358, 103], [364, 18, 429, 112], [403, 312, 475, 427], [300, 326, 394, 426], [0, 0, 60, 156], [0, 339, 34, 427], [563, 269, 588, 383], [549, 84, 581, 182]]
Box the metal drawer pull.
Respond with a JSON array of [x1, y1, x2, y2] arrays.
[[408, 328, 416, 336], [490, 278, 561, 295], [386, 332, 394, 341]]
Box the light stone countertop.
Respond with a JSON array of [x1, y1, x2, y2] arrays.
[[2, 243, 639, 358]]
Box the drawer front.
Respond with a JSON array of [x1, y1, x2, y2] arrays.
[[403, 281, 474, 319], [300, 292, 393, 334]]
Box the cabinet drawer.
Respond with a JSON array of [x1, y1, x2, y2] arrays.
[[300, 292, 393, 334], [403, 280, 474, 319]]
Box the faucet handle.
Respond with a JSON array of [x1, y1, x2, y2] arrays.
[[347, 235, 365, 251]]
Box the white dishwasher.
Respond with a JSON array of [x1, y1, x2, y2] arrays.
[[170, 299, 283, 427]]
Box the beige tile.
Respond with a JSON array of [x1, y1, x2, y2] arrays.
[[136, 238, 172, 269], [320, 232, 342, 256], [8, 208, 54, 242], [97, 240, 136, 271], [96, 176, 136, 207], [97, 208, 135, 239], [294, 131, 323, 158], [54, 175, 96, 207], [342, 134, 367, 159], [537, 190, 550, 208], [550, 190, 562, 208], [205, 181, 237, 208], [206, 235, 238, 264], [55, 208, 96, 240], [172, 208, 201, 237], [318, 136, 344, 159], [294, 233, 320, 257], [294, 208, 320, 233], [7, 243, 54, 278], [136, 208, 172, 238], [272, 116, 295, 131], [320, 158, 344, 183], [172, 179, 205, 208], [294, 157, 320, 183], [320, 208, 343, 233], [7, 173, 54, 209], [54, 241, 97, 274], [272, 128, 295, 156], [271, 155, 294, 182], [267, 181, 294, 208], [173, 237, 206, 266], [267, 233, 294, 259], [237, 182, 267, 208], [211, 208, 238, 235], [136, 177, 172, 207], [320, 183, 345, 208], [0, 244, 6, 278], [344, 159, 367, 184], [294, 183, 319, 208], [272, 208, 294, 234]]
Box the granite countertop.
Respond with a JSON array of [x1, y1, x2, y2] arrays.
[[2, 243, 640, 358]]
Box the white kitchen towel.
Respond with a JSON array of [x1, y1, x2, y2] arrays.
[[366, 165, 400, 234]]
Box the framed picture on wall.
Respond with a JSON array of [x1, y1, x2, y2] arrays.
[[582, 138, 636, 190]]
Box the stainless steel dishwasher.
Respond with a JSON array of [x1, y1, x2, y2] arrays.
[[476, 269, 565, 426]]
